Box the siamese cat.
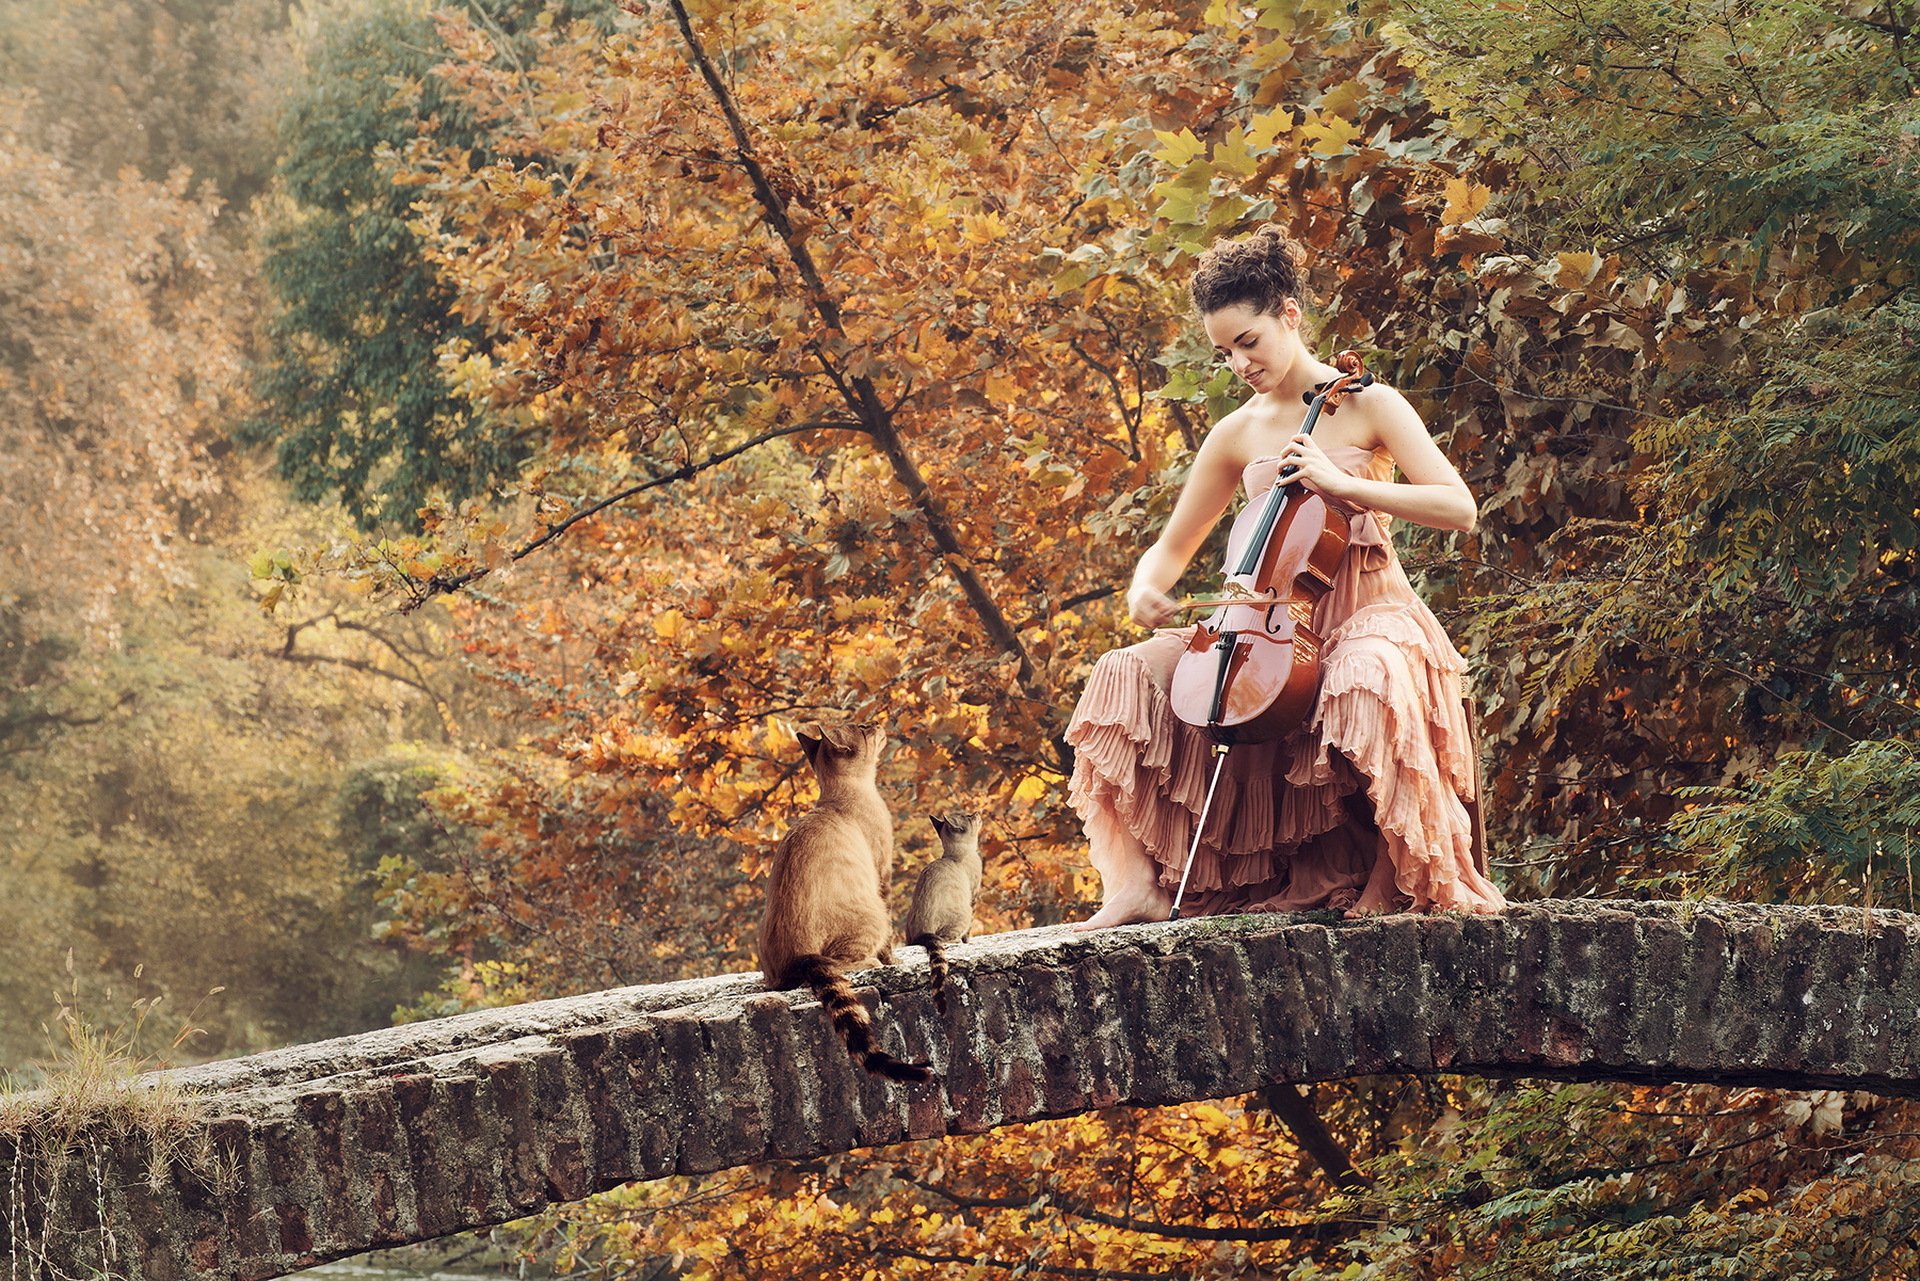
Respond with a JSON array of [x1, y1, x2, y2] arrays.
[[757, 723, 932, 1084], [903, 811, 983, 1013]]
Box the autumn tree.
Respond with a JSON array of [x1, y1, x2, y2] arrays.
[[262, 0, 1222, 992], [0, 3, 485, 1065], [0, 90, 238, 759], [0, 0, 292, 210], [254, 0, 1920, 1275], [246, 0, 619, 525]]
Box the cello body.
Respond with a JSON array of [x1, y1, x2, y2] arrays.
[[1168, 351, 1371, 746]]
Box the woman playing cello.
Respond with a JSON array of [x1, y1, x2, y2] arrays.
[[1069, 224, 1508, 927]]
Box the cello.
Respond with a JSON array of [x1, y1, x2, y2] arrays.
[[1161, 349, 1374, 917]]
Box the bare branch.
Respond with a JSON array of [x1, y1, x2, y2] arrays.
[[909, 1177, 1366, 1243], [265, 650, 447, 723], [401, 420, 868, 610], [1256, 1082, 1373, 1193], [650, 0, 1068, 770]]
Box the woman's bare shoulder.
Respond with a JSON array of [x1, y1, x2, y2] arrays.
[[1341, 378, 1426, 452], [1346, 379, 1469, 487], [1196, 399, 1256, 461]]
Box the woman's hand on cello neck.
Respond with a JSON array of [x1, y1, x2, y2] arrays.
[[1264, 433, 1357, 505]]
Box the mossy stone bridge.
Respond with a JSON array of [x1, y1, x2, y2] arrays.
[[7, 900, 1920, 1280]]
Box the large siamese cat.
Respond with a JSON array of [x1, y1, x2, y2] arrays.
[[903, 811, 983, 1013], [757, 723, 932, 1084]]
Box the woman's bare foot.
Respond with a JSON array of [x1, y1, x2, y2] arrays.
[[1343, 848, 1406, 919], [1342, 891, 1401, 919], [1323, 886, 1361, 914], [1074, 883, 1174, 931]]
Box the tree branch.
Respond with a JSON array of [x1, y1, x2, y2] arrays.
[[1069, 337, 1142, 460], [650, 0, 1070, 770], [1256, 1083, 1373, 1193], [908, 1177, 1364, 1243], [1057, 584, 1122, 612], [332, 618, 446, 697], [278, 611, 452, 729], [266, 656, 441, 706], [401, 420, 868, 610], [0, 691, 138, 758]]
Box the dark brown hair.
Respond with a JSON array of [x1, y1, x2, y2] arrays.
[[1189, 223, 1305, 316]]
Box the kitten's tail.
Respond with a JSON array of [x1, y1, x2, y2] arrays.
[[787, 955, 934, 1084], [911, 934, 950, 1013]]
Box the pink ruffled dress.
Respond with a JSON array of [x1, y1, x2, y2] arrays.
[[1066, 445, 1507, 915]]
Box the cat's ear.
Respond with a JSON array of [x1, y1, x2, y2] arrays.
[[930, 813, 950, 838], [796, 731, 823, 762]]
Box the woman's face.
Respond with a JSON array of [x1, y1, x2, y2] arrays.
[[1203, 299, 1301, 394]]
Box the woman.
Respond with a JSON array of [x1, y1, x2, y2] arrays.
[[1069, 224, 1507, 927]]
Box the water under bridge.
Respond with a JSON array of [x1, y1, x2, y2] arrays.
[[6, 899, 1919, 1280]]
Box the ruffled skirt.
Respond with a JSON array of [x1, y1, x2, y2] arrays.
[[1065, 601, 1507, 914]]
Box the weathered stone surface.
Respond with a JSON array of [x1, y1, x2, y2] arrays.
[[5, 899, 1919, 1281]]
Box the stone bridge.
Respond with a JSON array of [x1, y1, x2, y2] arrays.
[[6, 900, 1920, 1280]]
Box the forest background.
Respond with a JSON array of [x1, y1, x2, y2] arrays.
[[2, 0, 1917, 1276]]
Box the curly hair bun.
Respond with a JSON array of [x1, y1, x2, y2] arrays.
[[1190, 222, 1304, 316]]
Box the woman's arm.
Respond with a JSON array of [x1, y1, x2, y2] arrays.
[[1126, 415, 1247, 626], [1274, 384, 1477, 533]]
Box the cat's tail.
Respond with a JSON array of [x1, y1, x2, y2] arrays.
[[787, 955, 935, 1084], [910, 934, 950, 1013]]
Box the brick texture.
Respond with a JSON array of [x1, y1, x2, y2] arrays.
[[4, 900, 1917, 1280]]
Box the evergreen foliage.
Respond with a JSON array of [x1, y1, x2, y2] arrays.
[[246, 0, 614, 524]]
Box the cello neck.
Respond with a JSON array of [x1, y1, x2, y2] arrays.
[[1228, 386, 1338, 577]]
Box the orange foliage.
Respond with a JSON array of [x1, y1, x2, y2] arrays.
[[0, 92, 244, 645], [289, 0, 1920, 1275], [345, 0, 1230, 989]]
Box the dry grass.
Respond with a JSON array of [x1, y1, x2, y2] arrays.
[[0, 956, 221, 1175], [3, 955, 234, 1280]]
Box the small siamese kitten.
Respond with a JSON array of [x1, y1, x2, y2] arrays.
[[903, 811, 983, 1013], [757, 723, 932, 1083]]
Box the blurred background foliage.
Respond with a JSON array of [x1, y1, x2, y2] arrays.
[[1, 0, 1915, 1276]]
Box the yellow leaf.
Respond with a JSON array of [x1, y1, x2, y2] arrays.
[[1152, 127, 1206, 168], [1300, 113, 1362, 158], [1441, 176, 1493, 226], [1247, 108, 1293, 150], [1318, 80, 1367, 119], [1213, 127, 1258, 177], [985, 372, 1019, 403], [1554, 250, 1601, 286], [653, 609, 686, 640]]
